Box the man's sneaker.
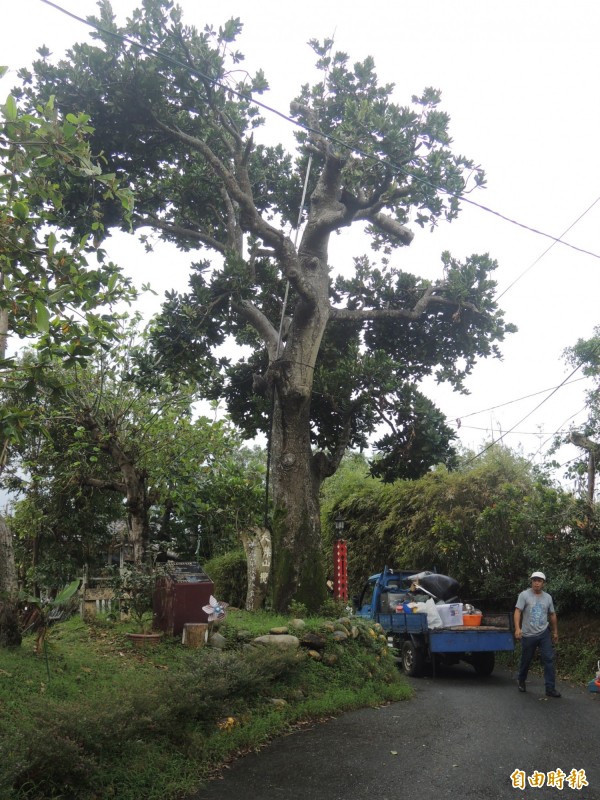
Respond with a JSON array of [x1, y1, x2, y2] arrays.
[[546, 688, 561, 698], [518, 681, 526, 692]]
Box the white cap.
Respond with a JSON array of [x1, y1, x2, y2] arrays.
[[530, 571, 546, 581]]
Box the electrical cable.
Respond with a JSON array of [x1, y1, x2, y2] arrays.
[[35, 0, 600, 261], [465, 342, 600, 466], [453, 376, 586, 423], [463, 361, 587, 466], [496, 194, 600, 301]]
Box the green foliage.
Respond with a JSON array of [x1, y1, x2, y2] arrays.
[[19, 6, 516, 461], [0, 612, 407, 800], [3, 327, 266, 581], [110, 565, 162, 632], [203, 549, 247, 608], [318, 597, 351, 618], [324, 445, 593, 606], [521, 499, 600, 613], [0, 92, 136, 447], [287, 599, 309, 618], [556, 327, 600, 495]]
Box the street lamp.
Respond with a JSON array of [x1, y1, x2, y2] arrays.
[[334, 512, 345, 539]]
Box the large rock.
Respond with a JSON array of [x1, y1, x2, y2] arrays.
[[208, 632, 227, 649], [300, 631, 328, 650], [253, 634, 300, 648]]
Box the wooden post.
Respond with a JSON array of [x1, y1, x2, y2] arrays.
[[182, 622, 208, 648]]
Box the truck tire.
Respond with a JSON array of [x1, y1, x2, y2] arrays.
[[472, 651, 495, 676], [402, 640, 425, 677]]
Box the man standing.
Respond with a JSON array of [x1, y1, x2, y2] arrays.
[[514, 571, 561, 698]]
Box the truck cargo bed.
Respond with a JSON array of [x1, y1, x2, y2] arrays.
[[377, 610, 514, 653]]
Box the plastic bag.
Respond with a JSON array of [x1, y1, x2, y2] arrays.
[[412, 598, 443, 629]]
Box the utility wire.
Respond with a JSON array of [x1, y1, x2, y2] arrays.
[[36, 0, 600, 261], [463, 361, 587, 466], [497, 194, 600, 301], [453, 376, 586, 422], [455, 423, 582, 436]]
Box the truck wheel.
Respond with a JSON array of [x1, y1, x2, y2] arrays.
[[402, 640, 425, 677], [473, 652, 495, 677]]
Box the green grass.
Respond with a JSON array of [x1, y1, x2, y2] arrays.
[[0, 612, 411, 800]]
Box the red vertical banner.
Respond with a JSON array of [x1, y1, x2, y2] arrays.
[[333, 539, 348, 601]]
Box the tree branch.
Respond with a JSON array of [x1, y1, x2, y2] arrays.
[[362, 211, 414, 245], [330, 285, 481, 322], [142, 214, 228, 254], [231, 299, 280, 359], [82, 476, 127, 493], [151, 116, 292, 259], [570, 431, 600, 457]]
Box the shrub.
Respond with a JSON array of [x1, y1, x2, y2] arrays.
[[203, 549, 247, 607]]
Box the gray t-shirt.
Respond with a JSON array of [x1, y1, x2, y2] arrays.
[[515, 588, 555, 637]]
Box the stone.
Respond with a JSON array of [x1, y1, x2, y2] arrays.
[[269, 626, 289, 635], [307, 649, 322, 661], [300, 631, 327, 650], [208, 632, 227, 649], [253, 634, 300, 648], [332, 630, 348, 642], [268, 698, 287, 707], [288, 618, 306, 630], [351, 626, 359, 639], [322, 653, 338, 666]]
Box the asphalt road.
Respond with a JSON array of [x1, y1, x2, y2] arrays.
[[192, 664, 600, 800]]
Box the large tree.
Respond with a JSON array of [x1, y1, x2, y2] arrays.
[[20, 1, 515, 610], [0, 78, 133, 642], [4, 330, 265, 577]]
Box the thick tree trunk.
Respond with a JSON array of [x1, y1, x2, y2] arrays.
[[0, 518, 17, 597], [0, 303, 21, 646], [0, 515, 21, 647], [269, 391, 326, 613], [109, 446, 149, 565], [82, 413, 150, 564]]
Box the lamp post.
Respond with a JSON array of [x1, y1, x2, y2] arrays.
[[332, 513, 348, 602], [334, 512, 345, 540]]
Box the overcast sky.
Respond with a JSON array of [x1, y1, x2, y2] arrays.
[[3, 0, 600, 488]]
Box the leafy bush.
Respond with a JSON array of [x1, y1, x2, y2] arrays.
[[203, 549, 247, 607], [110, 564, 167, 632]]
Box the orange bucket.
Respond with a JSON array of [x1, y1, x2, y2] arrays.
[[462, 614, 482, 626]]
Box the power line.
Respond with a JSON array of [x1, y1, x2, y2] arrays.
[[524, 404, 588, 467], [497, 194, 600, 301], [36, 0, 600, 262], [455, 423, 581, 436], [453, 376, 586, 422], [463, 361, 587, 465]]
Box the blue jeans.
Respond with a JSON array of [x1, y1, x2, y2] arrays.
[[518, 628, 556, 691]]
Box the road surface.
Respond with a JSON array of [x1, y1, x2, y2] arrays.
[[192, 664, 599, 800]]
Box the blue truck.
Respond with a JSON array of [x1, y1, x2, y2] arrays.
[[354, 567, 515, 677]]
